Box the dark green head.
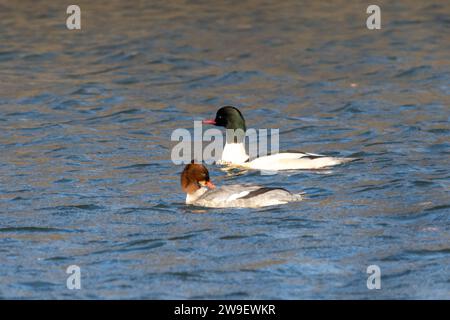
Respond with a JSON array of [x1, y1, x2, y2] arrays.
[[202, 106, 246, 131]]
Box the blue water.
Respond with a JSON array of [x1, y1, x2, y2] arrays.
[[0, 0, 449, 299]]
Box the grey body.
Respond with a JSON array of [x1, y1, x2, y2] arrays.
[[190, 184, 302, 208]]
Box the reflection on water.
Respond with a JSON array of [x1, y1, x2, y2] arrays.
[[0, 0, 449, 299]]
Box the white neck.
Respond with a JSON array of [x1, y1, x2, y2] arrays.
[[186, 187, 208, 204], [221, 142, 249, 164]]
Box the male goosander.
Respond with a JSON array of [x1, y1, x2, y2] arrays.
[[181, 162, 302, 208], [203, 106, 357, 170]]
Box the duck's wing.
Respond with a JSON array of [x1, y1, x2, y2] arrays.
[[200, 184, 263, 202]]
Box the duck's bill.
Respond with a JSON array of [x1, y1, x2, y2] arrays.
[[202, 119, 216, 125], [205, 181, 216, 189]]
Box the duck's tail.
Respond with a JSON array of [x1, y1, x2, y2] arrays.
[[335, 156, 362, 164]]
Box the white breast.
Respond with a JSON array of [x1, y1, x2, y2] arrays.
[[220, 143, 249, 164], [185, 187, 208, 204]]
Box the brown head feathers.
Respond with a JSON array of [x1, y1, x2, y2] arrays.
[[180, 162, 215, 194]]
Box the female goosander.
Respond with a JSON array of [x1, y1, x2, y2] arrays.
[[181, 162, 302, 208], [203, 106, 357, 170]]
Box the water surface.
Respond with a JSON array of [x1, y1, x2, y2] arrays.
[[0, 0, 449, 299]]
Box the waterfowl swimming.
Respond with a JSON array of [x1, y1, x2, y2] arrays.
[[181, 162, 302, 208], [202, 106, 357, 170]]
